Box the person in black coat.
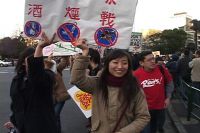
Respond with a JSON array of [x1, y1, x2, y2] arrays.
[[177, 49, 192, 83], [4, 33, 58, 133], [87, 48, 102, 76]]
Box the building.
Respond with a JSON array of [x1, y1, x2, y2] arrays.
[[172, 12, 200, 49]]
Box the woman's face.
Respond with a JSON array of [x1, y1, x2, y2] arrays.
[[108, 56, 129, 77]]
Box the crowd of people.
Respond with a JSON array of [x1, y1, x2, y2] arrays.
[[3, 32, 200, 133]]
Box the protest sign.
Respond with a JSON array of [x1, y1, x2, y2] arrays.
[[67, 86, 92, 118], [24, 0, 138, 49], [129, 32, 142, 53], [152, 51, 161, 56], [42, 42, 82, 56]]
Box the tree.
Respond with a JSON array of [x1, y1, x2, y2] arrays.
[[145, 28, 187, 54], [16, 34, 28, 57], [0, 34, 27, 58], [0, 37, 17, 58], [143, 29, 161, 38]]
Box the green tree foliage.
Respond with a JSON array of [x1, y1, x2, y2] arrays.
[[147, 29, 187, 54]]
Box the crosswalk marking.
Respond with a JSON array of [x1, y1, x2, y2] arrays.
[[0, 71, 14, 74]]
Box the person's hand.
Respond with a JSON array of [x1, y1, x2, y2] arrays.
[[38, 32, 56, 48], [164, 98, 170, 108], [73, 39, 89, 56], [3, 121, 14, 129], [34, 32, 57, 57], [48, 53, 53, 60]]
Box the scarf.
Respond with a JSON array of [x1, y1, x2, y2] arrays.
[[106, 74, 125, 87]]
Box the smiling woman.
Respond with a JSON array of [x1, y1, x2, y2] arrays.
[[70, 39, 150, 133], [0, 0, 25, 38]]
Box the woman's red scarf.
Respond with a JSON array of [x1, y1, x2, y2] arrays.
[[106, 74, 125, 87]]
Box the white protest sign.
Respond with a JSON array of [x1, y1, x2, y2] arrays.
[[24, 0, 138, 49], [129, 32, 142, 53], [67, 86, 92, 118], [152, 51, 161, 56], [42, 42, 82, 56]]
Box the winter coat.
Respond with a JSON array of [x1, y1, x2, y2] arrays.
[[177, 56, 192, 82], [189, 58, 200, 82], [53, 58, 70, 102], [70, 55, 150, 133], [53, 72, 69, 102], [10, 56, 57, 133]]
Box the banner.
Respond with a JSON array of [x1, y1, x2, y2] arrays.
[[67, 86, 92, 118], [42, 42, 82, 56], [24, 0, 138, 49]]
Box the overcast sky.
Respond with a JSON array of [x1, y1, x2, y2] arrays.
[[133, 0, 200, 31], [0, 0, 200, 38]]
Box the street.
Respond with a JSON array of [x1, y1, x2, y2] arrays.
[[0, 67, 177, 133]]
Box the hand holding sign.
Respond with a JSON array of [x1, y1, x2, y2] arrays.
[[35, 32, 57, 57], [73, 38, 89, 56], [39, 32, 57, 48]]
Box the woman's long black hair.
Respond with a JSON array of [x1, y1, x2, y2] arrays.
[[98, 49, 140, 107], [15, 47, 35, 74]]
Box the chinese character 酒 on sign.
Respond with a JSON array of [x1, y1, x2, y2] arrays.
[[28, 4, 43, 17]]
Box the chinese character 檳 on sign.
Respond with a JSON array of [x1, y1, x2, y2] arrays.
[[105, 0, 116, 5], [64, 7, 80, 20], [100, 11, 116, 27], [28, 4, 43, 17]]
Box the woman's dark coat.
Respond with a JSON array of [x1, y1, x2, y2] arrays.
[[10, 56, 57, 133]]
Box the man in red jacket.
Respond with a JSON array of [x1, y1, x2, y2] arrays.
[[133, 51, 174, 133]]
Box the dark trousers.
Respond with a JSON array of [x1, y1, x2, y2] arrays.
[[54, 101, 65, 133], [141, 109, 166, 133], [150, 109, 165, 133]]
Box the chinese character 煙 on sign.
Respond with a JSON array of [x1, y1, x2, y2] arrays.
[[64, 7, 80, 20]]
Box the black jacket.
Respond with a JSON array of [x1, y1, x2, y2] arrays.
[[10, 56, 57, 133], [177, 56, 191, 82]]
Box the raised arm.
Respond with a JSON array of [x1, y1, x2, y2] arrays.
[[70, 39, 98, 93], [28, 32, 56, 85], [34, 32, 56, 57]]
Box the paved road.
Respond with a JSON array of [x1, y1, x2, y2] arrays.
[[0, 67, 177, 133]]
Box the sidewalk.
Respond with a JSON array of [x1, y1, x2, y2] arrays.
[[167, 99, 200, 133]]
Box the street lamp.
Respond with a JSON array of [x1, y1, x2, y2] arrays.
[[190, 19, 200, 50]]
